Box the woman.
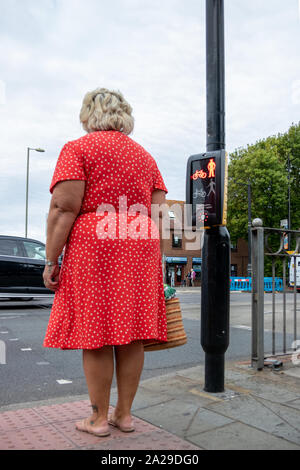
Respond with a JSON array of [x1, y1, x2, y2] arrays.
[[43, 88, 168, 437], [190, 269, 195, 287]]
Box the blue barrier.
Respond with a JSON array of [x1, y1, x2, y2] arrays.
[[230, 277, 283, 292], [263, 277, 283, 292], [230, 277, 251, 291]]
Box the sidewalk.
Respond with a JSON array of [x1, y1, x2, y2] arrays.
[[0, 358, 299, 450]]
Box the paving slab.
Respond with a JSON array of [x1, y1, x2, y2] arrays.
[[138, 373, 200, 397], [285, 399, 300, 411], [134, 399, 200, 438], [227, 376, 300, 403], [253, 397, 300, 433], [110, 386, 175, 412], [283, 367, 300, 379], [185, 408, 234, 437], [87, 429, 201, 451], [187, 422, 300, 450], [204, 394, 300, 446]]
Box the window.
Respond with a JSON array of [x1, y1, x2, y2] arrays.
[[230, 242, 237, 252], [172, 234, 182, 248], [0, 239, 22, 256], [23, 241, 46, 260], [169, 211, 175, 219], [231, 264, 238, 276], [192, 265, 201, 279]]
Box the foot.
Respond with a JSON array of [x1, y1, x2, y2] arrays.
[[108, 411, 135, 432], [75, 416, 111, 437]]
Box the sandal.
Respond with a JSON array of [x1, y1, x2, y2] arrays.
[[108, 413, 135, 433], [75, 418, 111, 437]]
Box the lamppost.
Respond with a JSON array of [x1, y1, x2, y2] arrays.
[[287, 152, 291, 250], [25, 147, 45, 238]]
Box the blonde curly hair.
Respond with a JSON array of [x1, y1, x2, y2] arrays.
[[79, 87, 134, 135]]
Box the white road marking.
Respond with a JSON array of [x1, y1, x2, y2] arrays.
[[9, 338, 19, 341], [0, 331, 9, 334], [56, 379, 73, 385], [233, 325, 252, 330], [36, 362, 50, 365], [0, 315, 31, 319], [21, 348, 32, 351], [233, 325, 273, 333]]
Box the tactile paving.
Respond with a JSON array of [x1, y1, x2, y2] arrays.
[[32, 400, 93, 424], [0, 399, 201, 450], [0, 408, 47, 433], [0, 424, 74, 450], [51, 412, 163, 448]]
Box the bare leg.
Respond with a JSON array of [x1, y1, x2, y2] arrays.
[[82, 346, 114, 427], [112, 341, 144, 427]]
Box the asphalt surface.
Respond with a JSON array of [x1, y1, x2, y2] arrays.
[[0, 290, 296, 407]]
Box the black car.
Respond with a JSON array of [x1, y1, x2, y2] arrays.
[[0, 235, 56, 299]]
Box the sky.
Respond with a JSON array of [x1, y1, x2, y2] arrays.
[[0, 0, 299, 243]]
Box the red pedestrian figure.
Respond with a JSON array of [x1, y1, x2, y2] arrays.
[[207, 158, 216, 178]]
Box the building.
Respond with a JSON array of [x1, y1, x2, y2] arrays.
[[161, 199, 202, 287], [161, 199, 249, 286], [230, 238, 249, 277]]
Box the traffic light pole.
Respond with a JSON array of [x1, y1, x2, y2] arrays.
[[201, 0, 230, 392], [206, 0, 225, 152]]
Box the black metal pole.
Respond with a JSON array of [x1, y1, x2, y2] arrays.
[[247, 180, 252, 276], [201, 0, 230, 393], [201, 226, 230, 392], [206, 0, 225, 152], [288, 153, 291, 250]]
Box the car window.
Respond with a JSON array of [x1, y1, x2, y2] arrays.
[[23, 241, 46, 260], [0, 239, 23, 256]]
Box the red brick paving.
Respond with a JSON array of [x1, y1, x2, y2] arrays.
[[0, 400, 200, 450]]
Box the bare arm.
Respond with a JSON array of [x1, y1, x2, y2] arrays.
[[46, 180, 85, 261], [151, 189, 166, 254], [43, 180, 85, 291]]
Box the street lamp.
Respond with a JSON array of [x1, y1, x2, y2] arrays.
[[287, 152, 291, 250], [25, 147, 45, 238]]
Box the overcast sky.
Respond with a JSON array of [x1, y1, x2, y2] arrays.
[[0, 0, 299, 243]]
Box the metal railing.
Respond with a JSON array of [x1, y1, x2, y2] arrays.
[[251, 219, 300, 370]]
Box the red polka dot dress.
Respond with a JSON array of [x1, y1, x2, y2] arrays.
[[43, 130, 168, 350]]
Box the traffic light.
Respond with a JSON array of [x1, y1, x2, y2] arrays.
[[186, 150, 228, 228]]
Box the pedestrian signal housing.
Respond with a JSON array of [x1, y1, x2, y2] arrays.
[[186, 150, 228, 228]]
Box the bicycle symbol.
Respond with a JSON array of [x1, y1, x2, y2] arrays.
[[193, 189, 207, 199]]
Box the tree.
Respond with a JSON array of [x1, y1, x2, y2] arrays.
[[227, 122, 300, 243]]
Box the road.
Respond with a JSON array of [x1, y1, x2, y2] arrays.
[[0, 289, 298, 407]]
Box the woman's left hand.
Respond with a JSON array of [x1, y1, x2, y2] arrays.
[[43, 264, 60, 291]]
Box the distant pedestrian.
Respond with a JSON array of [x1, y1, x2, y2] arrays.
[[191, 269, 196, 287], [187, 271, 191, 286]]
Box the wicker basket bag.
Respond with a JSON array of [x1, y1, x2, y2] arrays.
[[143, 297, 187, 351]]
